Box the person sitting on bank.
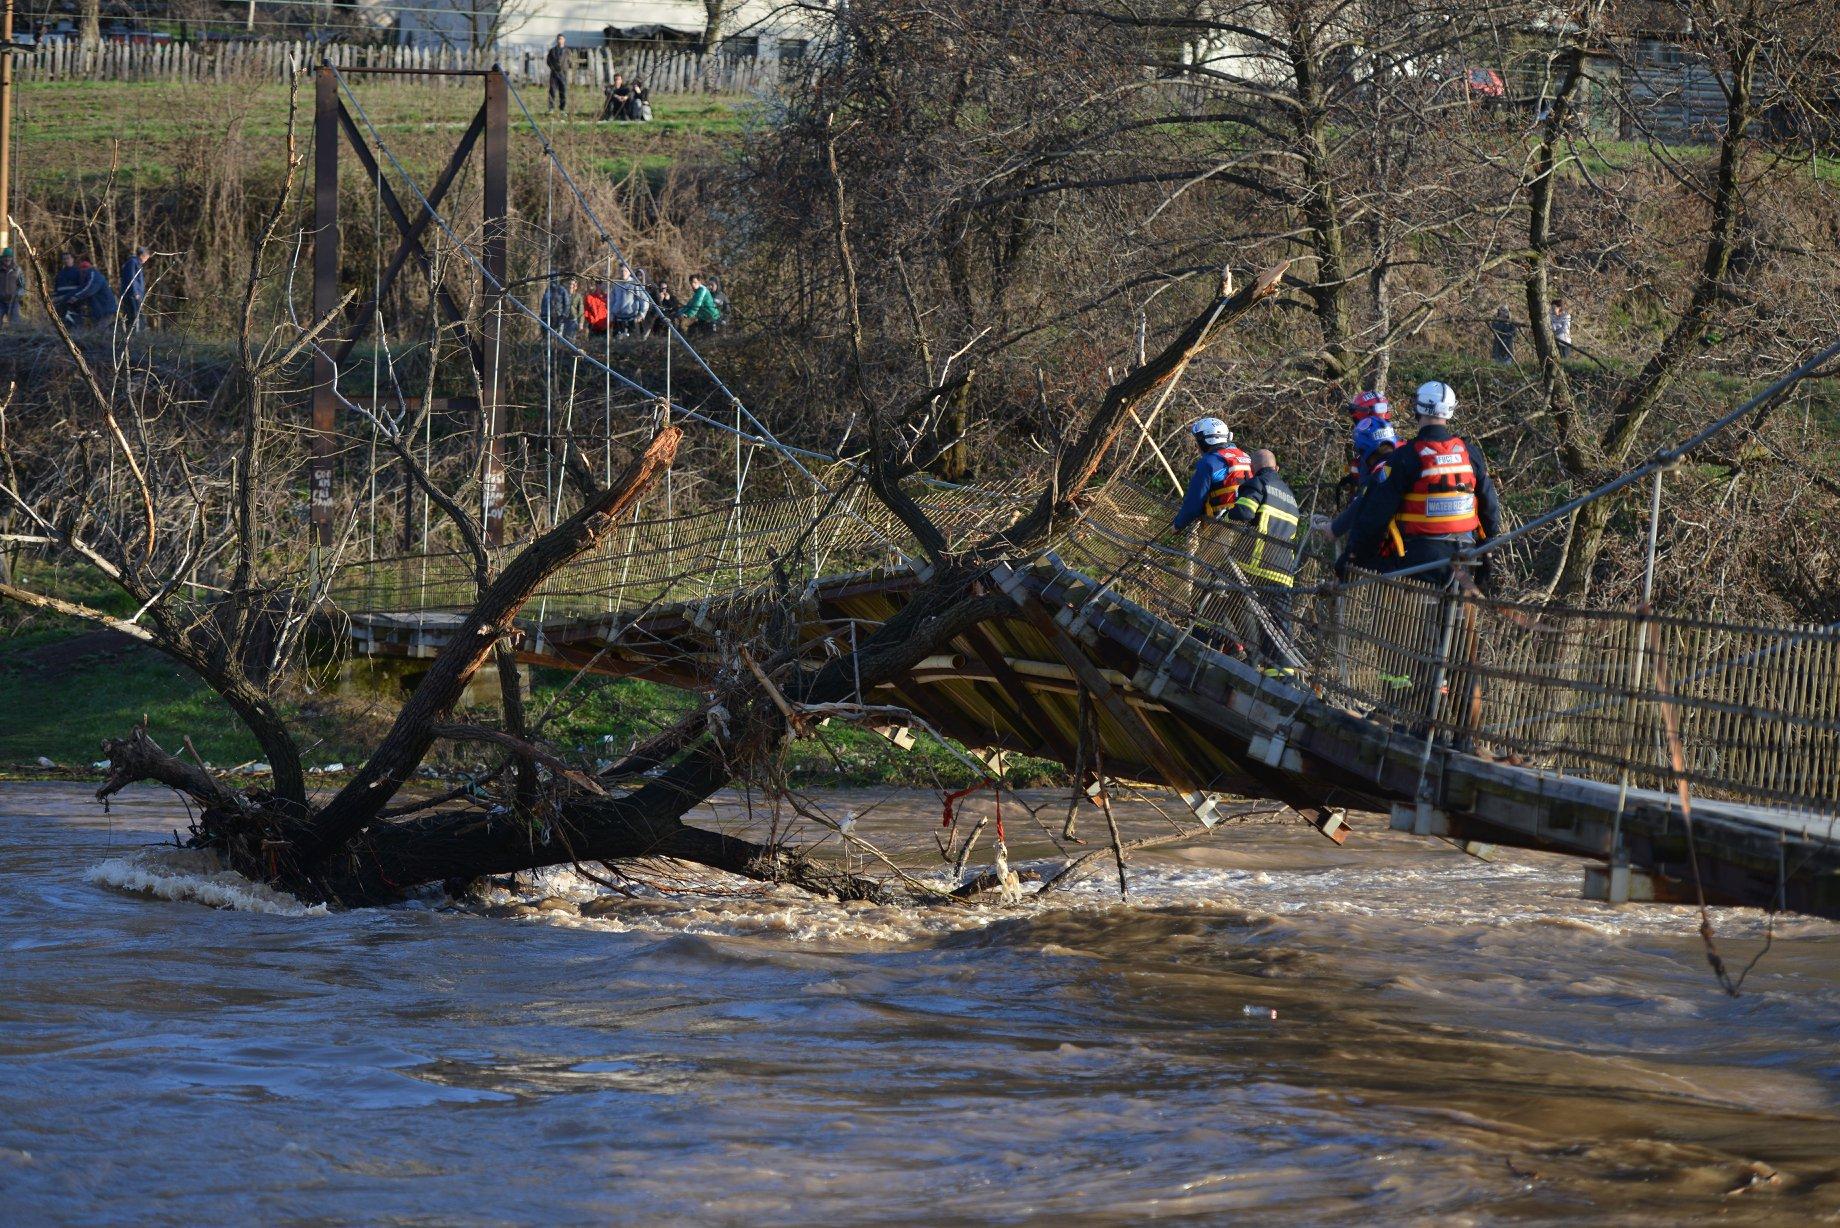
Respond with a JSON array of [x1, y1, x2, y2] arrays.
[[678, 273, 722, 335], [646, 279, 679, 336], [51, 253, 83, 323], [600, 73, 634, 121]]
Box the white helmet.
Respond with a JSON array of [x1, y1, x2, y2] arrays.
[[1189, 416, 1233, 447], [1414, 380, 1458, 419]]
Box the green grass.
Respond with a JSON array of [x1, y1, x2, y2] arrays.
[[13, 78, 750, 189], [0, 558, 1055, 787], [0, 631, 265, 767], [529, 669, 1058, 789]]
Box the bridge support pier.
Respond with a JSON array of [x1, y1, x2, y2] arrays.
[[1581, 862, 1699, 906], [337, 655, 527, 711]]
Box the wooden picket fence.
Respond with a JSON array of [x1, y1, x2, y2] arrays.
[[15, 39, 786, 95]]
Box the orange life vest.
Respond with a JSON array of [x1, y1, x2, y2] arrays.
[[1397, 437, 1481, 537], [1204, 446, 1253, 517]]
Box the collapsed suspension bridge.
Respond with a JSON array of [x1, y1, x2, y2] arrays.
[[307, 63, 1840, 920]]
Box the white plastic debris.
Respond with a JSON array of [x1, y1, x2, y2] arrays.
[[35, 756, 55, 769], [992, 840, 1023, 904], [1240, 1004, 1278, 1020]]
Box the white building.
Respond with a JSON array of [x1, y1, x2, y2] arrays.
[[394, 0, 817, 58]]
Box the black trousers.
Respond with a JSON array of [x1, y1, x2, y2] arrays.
[[1380, 536, 1469, 588], [548, 73, 567, 111]]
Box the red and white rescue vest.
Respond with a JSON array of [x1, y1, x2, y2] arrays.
[[1204, 446, 1253, 517], [1397, 437, 1481, 537]]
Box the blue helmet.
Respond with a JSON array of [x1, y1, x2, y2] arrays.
[[1352, 416, 1398, 458]]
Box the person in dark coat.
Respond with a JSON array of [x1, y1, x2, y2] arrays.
[[120, 246, 149, 332], [1346, 380, 1501, 589], [546, 34, 569, 112], [0, 248, 22, 326], [52, 253, 83, 323]]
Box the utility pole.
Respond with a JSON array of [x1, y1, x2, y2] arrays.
[[0, 0, 15, 250]]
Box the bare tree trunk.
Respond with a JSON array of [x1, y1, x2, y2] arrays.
[[702, 0, 732, 51], [1552, 36, 1757, 600], [79, 0, 101, 48], [300, 427, 683, 862]]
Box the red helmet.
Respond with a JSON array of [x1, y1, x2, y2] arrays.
[[1348, 390, 1391, 421]]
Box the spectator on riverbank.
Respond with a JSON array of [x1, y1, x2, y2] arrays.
[[120, 246, 149, 332], [0, 248, 22, 327], [1551, 297, 1574, 359], [679, 273, 722, 336], [647, 279, 679, 337], [54, 254, 114, 326], [540, 274, 579, 340], [546, 34, 569, 113], [52, 253, 81, 322], [600, 74, 634, 121], [629, 79, 652, 121], [1488, 305, 1516, 364], [607, 265, 647, 336]]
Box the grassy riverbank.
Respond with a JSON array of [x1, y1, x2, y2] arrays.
[[0, 562, 1051, 789], [14, 78, 750, 190]]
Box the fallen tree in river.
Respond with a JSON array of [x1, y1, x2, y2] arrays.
[[1, 150, 1289, 907]]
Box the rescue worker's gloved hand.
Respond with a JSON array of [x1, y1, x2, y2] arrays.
[[1473, 553, 1496, 595]]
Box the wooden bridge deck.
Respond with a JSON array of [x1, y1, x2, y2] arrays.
[[335, 556, 1840, 921]]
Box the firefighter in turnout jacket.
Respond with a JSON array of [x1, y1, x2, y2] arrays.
[[1228, 448, 1300, 670], [1346, 381, 1501, 587]]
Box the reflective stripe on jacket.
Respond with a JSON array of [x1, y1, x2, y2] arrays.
[[1397, 437, 1481, 537], [1203, 446, 1253, 517], [1228, 467, 1300, 585]]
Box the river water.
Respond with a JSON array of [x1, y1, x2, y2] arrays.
[[3, 781, 1838, 1224]]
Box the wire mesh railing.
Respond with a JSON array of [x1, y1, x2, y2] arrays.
[[327, 476, 1840, 816], [1061, 484, 1840, 816], [324, 477, 1032, 622]]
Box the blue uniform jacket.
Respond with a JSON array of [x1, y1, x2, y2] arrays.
[[1330, 448, 1393, 539], [1173, 451, 1233, 531]]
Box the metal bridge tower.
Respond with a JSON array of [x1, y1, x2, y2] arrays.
[[309, 61, 510, 564]]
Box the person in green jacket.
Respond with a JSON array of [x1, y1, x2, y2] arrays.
[[679, 273, 722, 335]]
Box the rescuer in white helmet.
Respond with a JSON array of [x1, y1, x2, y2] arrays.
[[1172, 417, 1254, 531], [1344, 380, 1501, 586]]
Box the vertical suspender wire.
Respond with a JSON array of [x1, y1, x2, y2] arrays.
[[603, 252, 614, 615], [368, 155, 382, 563], [543, 159, 555, 532], [1610, 468, 1667, 870], [718, 400, 759, 594], [603, 252, 612, 487], [536, 163, 559, 632], [665, 322, 675, 585], [553, 353, 578, 525]]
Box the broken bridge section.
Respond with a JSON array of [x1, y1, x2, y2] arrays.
[[324, 481, 1840, 920]]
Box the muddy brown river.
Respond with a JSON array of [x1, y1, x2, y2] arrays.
[[3, 780, 1838, 1224]]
